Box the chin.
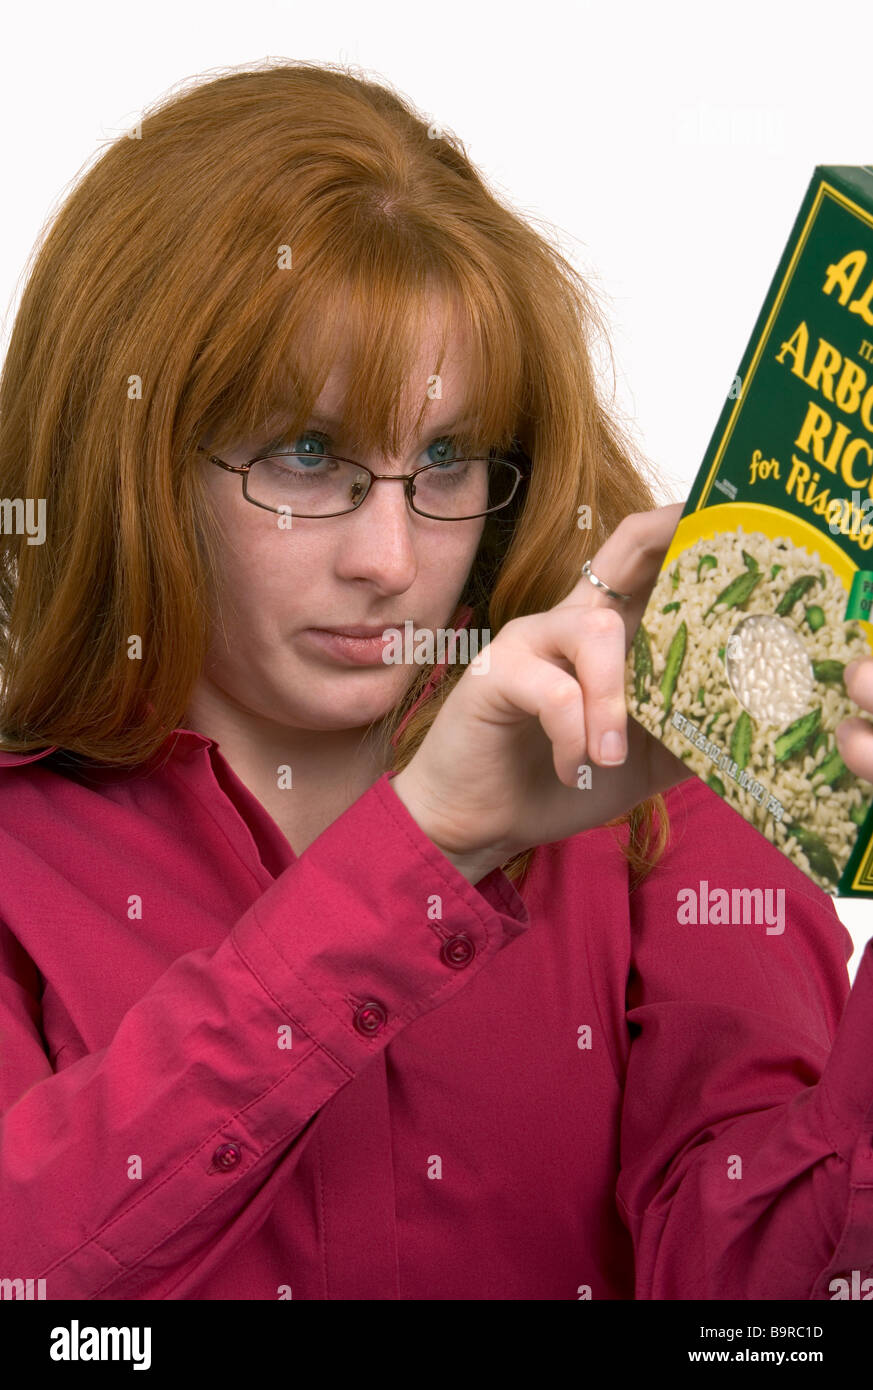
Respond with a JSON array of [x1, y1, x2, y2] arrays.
[[289, 673, 408, 725]]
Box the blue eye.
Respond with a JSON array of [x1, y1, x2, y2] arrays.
[[263, 430, 464, 466], [291, 431, 331, 456], [427, 437, 460, 467], [260, 430, 330, 457]]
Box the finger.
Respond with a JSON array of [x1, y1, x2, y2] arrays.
[[835, 716, 873, 784], [572, 606, 629, 767], [844, 656, 873, 713], [479, 640, 585, 787], [494, 606, 628, 778], [559, 502, 685, 615]]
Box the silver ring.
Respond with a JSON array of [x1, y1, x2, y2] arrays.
[[581, 559, 631, 602]]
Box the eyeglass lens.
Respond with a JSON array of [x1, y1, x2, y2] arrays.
[[244, 454, 518, 518]]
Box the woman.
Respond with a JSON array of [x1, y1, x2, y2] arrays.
[[0, 59, 870, 1302]]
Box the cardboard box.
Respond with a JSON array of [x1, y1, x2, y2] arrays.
[[625, 165, 873, 897]]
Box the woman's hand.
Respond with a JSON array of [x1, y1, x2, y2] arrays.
[[836, 661, 873, 782], [391, 502, 693, 879]]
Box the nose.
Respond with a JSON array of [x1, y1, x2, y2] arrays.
[[333, 463, 420, 589]]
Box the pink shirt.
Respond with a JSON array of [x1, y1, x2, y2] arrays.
[[0, 726, 871, 1300]]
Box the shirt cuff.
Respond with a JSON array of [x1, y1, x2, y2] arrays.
[[231, 770, 530, 1074]]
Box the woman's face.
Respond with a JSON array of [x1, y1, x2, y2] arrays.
[[193, 332, 486, 736]]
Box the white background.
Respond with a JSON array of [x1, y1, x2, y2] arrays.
[[2, 0, 873, 978]]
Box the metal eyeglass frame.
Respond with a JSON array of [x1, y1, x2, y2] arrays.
[[196, 444, 528, 520]]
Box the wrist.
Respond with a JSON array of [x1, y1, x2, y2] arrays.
[[437, 846, 504, 886], [389, 769, 503, 885]]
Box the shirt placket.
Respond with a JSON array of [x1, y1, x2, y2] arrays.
[[186, 733, 402, 1299]]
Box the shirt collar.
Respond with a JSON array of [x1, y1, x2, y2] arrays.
[[0, 745, 60, 767], [0, 726, 216, 768]]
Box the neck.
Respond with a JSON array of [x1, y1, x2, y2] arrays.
[[182, 682, 392, 852]]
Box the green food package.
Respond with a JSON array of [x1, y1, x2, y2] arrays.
[[625, 165, 873, 897]]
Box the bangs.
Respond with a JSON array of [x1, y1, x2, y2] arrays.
[[199, 233, 530, 464]]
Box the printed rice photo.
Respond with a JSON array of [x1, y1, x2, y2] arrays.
[[627, 526, 873, 893]]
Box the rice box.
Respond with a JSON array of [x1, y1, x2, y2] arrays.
[[625, 164, 873, 897]]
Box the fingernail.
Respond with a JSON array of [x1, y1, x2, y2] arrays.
[[599, 731, 625, 764], [844, 660, 863, 681]]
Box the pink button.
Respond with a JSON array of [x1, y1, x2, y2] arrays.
[[213, 1142, 241, 1170], [440, 933, 475, 969], [353, 1001, 387, 1035]]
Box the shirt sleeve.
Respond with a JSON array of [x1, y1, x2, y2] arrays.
[[0, 770, 529, 1299], [614, 780, 873, 1299]]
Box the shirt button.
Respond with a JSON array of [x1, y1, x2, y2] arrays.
[[213, 1142, 242, 1171], [440, 933, 475, 969], [353, 1001, 388, 1035]]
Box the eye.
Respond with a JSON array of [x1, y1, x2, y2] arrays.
[[290, 430, 331, 456], [426, 436, 462, 467], [260, 429, 332, 456]]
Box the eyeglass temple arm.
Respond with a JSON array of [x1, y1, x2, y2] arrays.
[[196, 446, 247, 474]]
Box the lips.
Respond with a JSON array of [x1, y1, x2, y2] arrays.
[[301, 625, 401, 667], [312, 623, 408, 637]]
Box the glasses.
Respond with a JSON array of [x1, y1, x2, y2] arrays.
[[196, 445, 527, 520]]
